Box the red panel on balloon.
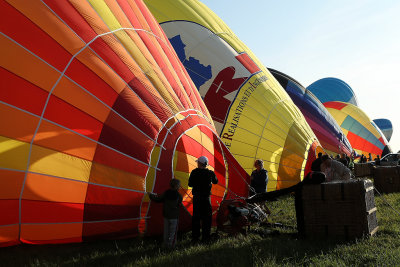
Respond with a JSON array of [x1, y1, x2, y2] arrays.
[[21, 200, 84, 223], [112, 88, 159, 139], [0, 67, 48, 116], [324, 101, 347, 110], [92, 144, 149, 177], [44, 96, 104, 140], [83, 184, 143, 221], [98, 112, 153, 163], [236, 53, 260, 74], [42, 0, 98, 45], [65, 60, 119, 108], [0, 200, 19, 225], [347, 131, 382, 155], [83, 219, 140, 241], [128, 77, 172, 122]]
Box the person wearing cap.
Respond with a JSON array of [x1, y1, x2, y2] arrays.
[[250, 159, 268, 195], [188, 155, 218, 243]]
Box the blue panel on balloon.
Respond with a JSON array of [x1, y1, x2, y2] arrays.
[[307, 78, 358, 106], [373, 118, 393, 142]]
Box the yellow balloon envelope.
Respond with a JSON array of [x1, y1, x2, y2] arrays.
[[145, 0, 321, 191]]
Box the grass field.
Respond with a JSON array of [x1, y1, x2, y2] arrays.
[[1, 190, 400, 266]]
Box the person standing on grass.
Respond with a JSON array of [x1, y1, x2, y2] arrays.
[[250, 159, 268, 195], [148, 179, 183, 248], [188, 156, 218, 243]]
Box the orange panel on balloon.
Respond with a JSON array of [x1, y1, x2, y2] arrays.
[[0, 104, 38, 143], [0, 169, 24, 199], [22, 173, 88, 203], [34, 120, 98, 161], [89, 162, 145, 191], [21, 223, 83, 244], [174, 151, 196, 173], [0, 35, 60, 92], [211, 184, 226, 198], [179, 188, 193, 202]]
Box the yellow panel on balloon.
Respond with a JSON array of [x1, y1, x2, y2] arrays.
[[145, 145, 161, 193], [28, 145, 92, 182], [0, 136, 30, 171], [326, 108, 347, 125]]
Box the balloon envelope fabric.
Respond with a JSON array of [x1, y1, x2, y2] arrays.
[[307, 77, 358, 106], [324, 101, 391, 158], [0, 0, 249, 246], [144, 0, 321, 192], [269, 69, 352, 156], [373, 119, 393, 142]]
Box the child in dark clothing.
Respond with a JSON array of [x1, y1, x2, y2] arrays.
[[148, 179, 183, 248]]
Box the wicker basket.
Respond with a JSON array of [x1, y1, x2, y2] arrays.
[[354, 163, 374, 177], [373, 166, 400, 193], [296, 179, 378, 239]]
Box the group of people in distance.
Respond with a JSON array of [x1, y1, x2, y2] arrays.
[[359, 153, 375, 163], [148, 156, 268, 248]]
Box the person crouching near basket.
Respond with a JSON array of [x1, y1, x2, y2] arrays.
[[148, 179, 183, 248]]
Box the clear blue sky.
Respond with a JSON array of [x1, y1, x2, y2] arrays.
[[201, 0, 400, 153]]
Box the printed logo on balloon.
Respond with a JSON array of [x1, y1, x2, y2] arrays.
[[165, 21, 261, 133]]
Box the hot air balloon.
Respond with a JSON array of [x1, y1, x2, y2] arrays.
[[144, 0, 321, 192], [0, 0, 249, 247], [373, 119, 393, 142], [269, 69, 352, 156], [324, 102, 391, 158], [307, 77, 358, 106]]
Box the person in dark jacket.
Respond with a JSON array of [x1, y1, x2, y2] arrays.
[[311, 152, 323, 172], [149, 179, 183, 248], [188, 156, 218, 243], [250, 159, 268, 195]]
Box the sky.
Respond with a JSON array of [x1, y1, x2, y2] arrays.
[[201, 0, 400, 153]]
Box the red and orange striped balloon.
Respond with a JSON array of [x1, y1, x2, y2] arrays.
[[0, 0, 249, 246]]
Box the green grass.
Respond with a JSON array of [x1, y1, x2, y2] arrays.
[[2, 193, 400, 266]]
